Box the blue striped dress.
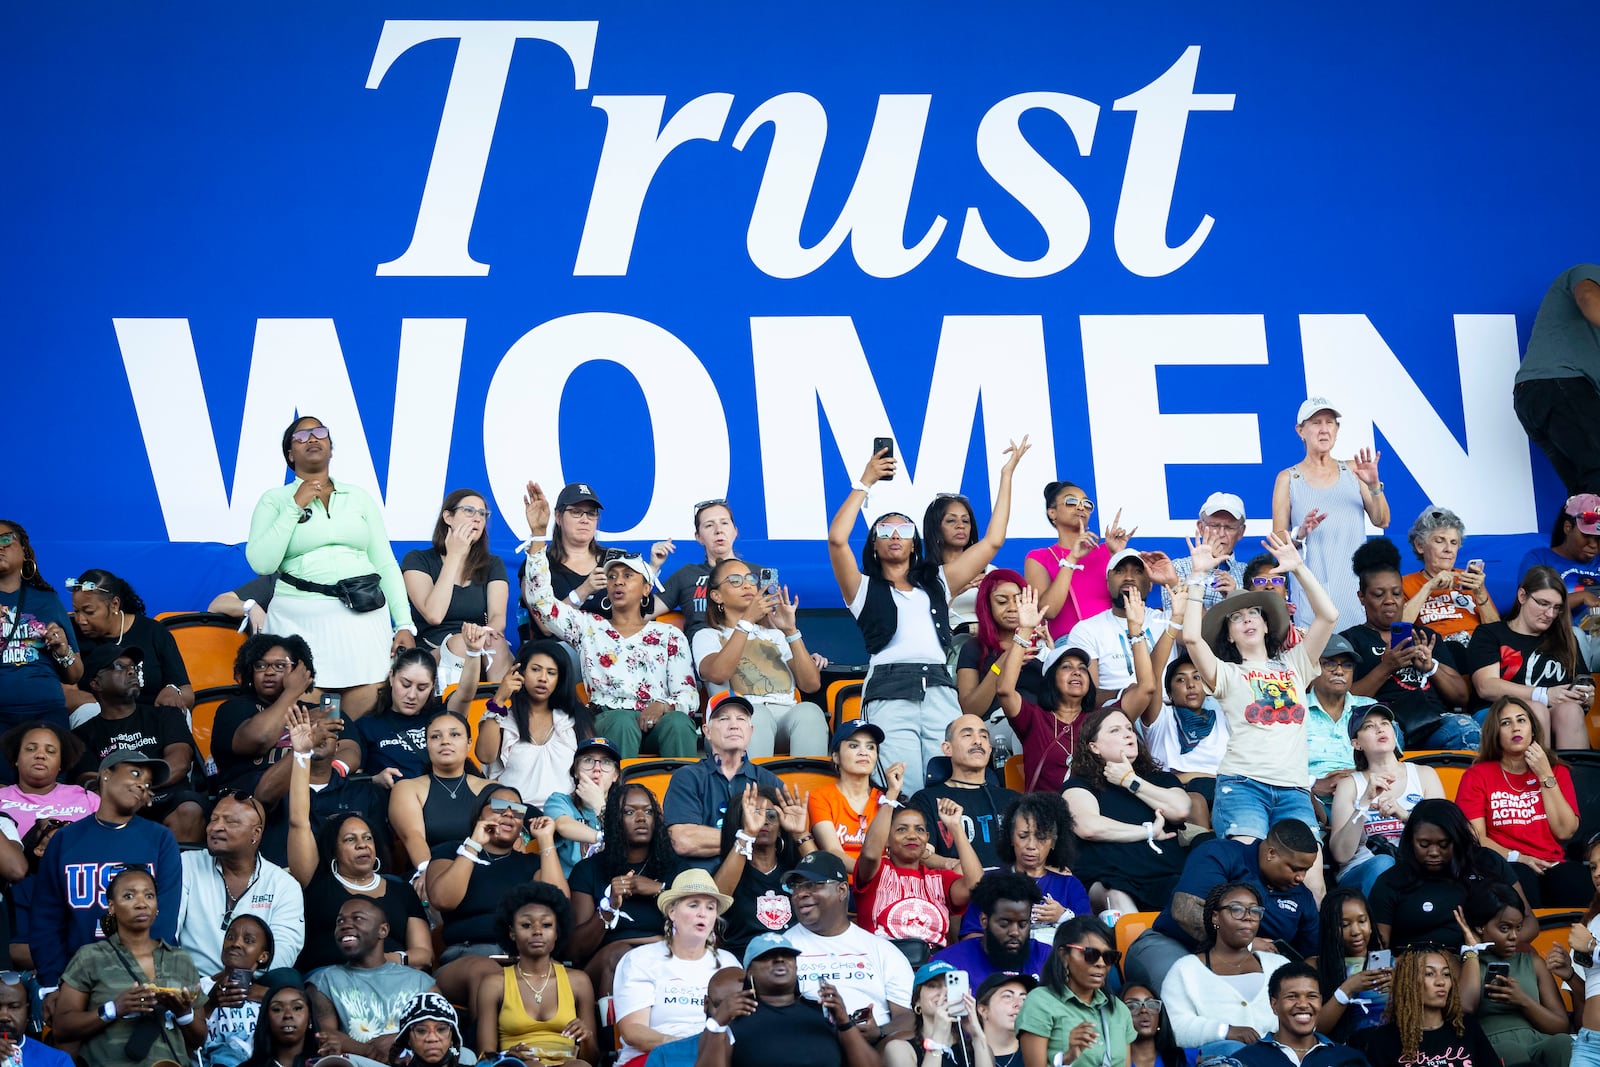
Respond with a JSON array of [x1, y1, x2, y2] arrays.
[[1288, 462, 1367, 627]]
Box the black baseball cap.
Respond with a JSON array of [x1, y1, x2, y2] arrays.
[[574, 737, 622, 763], [555, 483, 603, 511], [781, 850, 851, 888], [828, 719, 885, 753], [975, 971, 1039, 1004], [78, 645, 144, 691]]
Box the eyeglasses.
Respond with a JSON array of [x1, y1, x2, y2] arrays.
[[290, 426, 331, 444], [577, 755, 617, 770], [451, 505, 491, 520], [1123, 997, 1162, 1013], [1201, 520, 1244, 533], [1066, 944, 1121, 966], [1220, 903, 1267, 920], [875, 522, 917, 540], [0, 534, 15, 548], [718, 573, 759, 587], [1251, 576, 1286, 589], [99, 661, 141, 675], [563, 506, 599, 518], [490, 798, 530, 818], [1055, 496, 1094, 513], [1318, 660, 1352, 673], [253, 659, 293, 673], [783, 878, 842, 896], [1227, 607, 1264, 624], [1527, 595, 1564, 611]]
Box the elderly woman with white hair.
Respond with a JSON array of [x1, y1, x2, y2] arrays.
[[1401, 505, 1499, 646]]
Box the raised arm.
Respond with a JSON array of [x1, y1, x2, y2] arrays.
[[938, 799, 986, 909], [1027, 532, 1097, 622], [1349, 449, 1390, 530], [520, 481, 586, 646], [854, 762, 905, 886], [285, 707, 319, 887], [446, 623, 486, 713], [1259, 529, 1338, 659], [994, 589, 1045, 719], [944, 437, 1030, 591], [1115, 589, 1161, 720], [829, 450, 895, 605], [1179, 536, 1223, 689]]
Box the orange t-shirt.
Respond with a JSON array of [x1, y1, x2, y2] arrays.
[[1402, 571, 1485, 641], [807, 783, 883, 868]]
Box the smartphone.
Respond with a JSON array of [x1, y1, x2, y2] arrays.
[[227, 967, 253, 989], [1486, 961, 1511, 984], [1388, 622, 1413, 647], [1272, 939, 1305, 964], [321, 692, 342, 721], [601, 548, 629, 566], [758, 567, 780, 594], [1468, 559, 1485, 572], [1366, 949, 1392, 971], [873, 436, 895, 480], [945, 970, 969, 1016]]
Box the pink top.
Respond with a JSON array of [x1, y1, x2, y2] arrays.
[[1026, 542, 1113, 640], [0, 782, 100, 836]]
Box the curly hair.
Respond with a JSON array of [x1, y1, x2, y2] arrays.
[[1407, 505, 1465, 560], [1386, 948, 1463, 1059], [717, 783, 802, 872], [593, 782, 675, 881], [0, 520, 54, 592], [495, 880, 575, 958], [1352, 538, 1403, 592], [1070, 709, 1160, 793], [996, 791, 1075, 869], [69, 568, 147, 616], [231, 632, 315, 693], [969, 870, 1043, 918], [1199, 880, 1261, 952], [0, 719, 83, 780]]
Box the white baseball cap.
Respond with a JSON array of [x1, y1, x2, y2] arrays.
[[1296, 397, 1341, 425], [1200, 493, 1246, 521]]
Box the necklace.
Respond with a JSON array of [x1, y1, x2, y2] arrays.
[[334, 868, 381, 893], [432, 773, 466, 801], [1500, 761, 1532, 792], [517, 963, 555, 1004], [114, 609, 130, 647]]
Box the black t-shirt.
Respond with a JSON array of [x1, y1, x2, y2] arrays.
[[729, 997, 844, 1067], [721, 860, 795, 959], [259, 770, 389, 869], [1340, 624, 1459, 743], [210, 695, 295, 790], [1463, 622, 1574, 695], [401, 549, 510, 649], [1351, 1016, 1499, 1067], [428, 839, 545, 945], [72, 704, 201, 795], [955, 641, 1045, 713], [910, 781, 1020, 870], [232, 574, 278, 608], [1063, 769, 1189, 911], [660, 559, 716, 641], [297, 873, 426, 972], [79, 616, 191, 696], [569, 853, 682, 944], [354, 708, 430, 780], [1367, 849, 1518, 950]]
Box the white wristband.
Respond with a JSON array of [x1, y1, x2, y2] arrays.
[[851, 481, 870, 495], [1532, 686, 1549, 705], [176, 1011, 196, 1026], [1506, 850, 1520, 864], [880, 797, 901, 810], [292, 752, 311, 767], [464, 648, 484, 658], [1333, 987, 1352, 1006], [568, 590, 585, 607], [394, 624, 418, 636]]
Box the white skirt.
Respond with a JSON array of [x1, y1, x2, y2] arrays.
[[265, 594, 391, 688]]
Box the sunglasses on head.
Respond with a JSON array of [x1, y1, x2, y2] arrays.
[[875, 522, 917, 540], [290, 426, 331, 444], [1066, 944, 1121, 966], [1251, 576, 1286, 589], [64, 578, 107, 592], [694, 498, 729, 515], [490, 798, 530, 818]]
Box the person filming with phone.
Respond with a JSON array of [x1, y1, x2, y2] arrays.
[[883, 960, 994, 1067], [1400, 505, 1499, 645]]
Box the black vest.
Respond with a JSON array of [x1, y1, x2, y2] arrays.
[[854, 567, 954, 656]]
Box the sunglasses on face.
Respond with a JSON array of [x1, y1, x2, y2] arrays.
[[782, 878, 842, 896], [718, 573, 760, 587], [1251, 576, 1286, 589], [1220, 903, 1267, 920], [1055, 496, 1094, 513], [451, 505, 491, 520], [290, 426, 331, 444], [1066, 944, 1121, 966], [875, 522, 917, 540], [0, 534, 15, 548], [490, 798, 530, 818]]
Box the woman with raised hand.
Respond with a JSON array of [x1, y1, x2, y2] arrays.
[[390, 704, 496, 871], [352, 638, 480, 787], [541, 737, 621, 877], [246, 415, 415, 716], [1024, 482, 1135, 643], [403, 487, 512, 684], [692, 558, 827, 758], [66, 568, 193, 715], [713, 783, 815, 959], [956, 568, 1047, 718], [883, 961, 994, 1067], [1271, 397, 1389, 627], [1466, 564, 1592, 749], [829, 437, 1030, 794], [0, 518, 81, 727], [855, 776, 984, 949], [522, 482, 698, 760], [477, 638, 596, 807], [474, 881, 598, 1067], [284, 706, 430, 973]]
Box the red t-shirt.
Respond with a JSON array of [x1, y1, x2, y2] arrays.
[[853, 858, 961, 946], [1455, 761, 1578, 864]]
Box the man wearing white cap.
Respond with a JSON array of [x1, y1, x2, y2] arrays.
[[1163, 493, 1252, 614], [1069, 549, 1175, 698]]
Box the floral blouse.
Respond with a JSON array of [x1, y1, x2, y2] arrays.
[[523, 551, 698, 714]]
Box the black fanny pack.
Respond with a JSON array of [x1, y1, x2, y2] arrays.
[[278, 571, 386, 614]]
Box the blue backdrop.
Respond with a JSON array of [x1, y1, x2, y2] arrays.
[[8, 4, 1598, 646]]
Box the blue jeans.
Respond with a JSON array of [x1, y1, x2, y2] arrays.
[[1339, 853, 1395, 899], [1211, 775, 1320, 841], [1573, 1029, 1600, 1067], [1420, 709, 1487, 750]]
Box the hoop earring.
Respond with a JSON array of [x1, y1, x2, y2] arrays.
[[914, 1005, 922, 1016], [601, 596, 613, 612], [372, 857, 380, 874], [331, 859, 340, 876], [19, 557, 36, 581]]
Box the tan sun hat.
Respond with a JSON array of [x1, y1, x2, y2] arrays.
[[656, 868, 733, 914]]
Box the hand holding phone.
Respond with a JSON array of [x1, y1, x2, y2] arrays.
[[1366, 949, 1392, 971], [945, 970, 970, 1016], [321, 692, 342, 721], [872, 437, 895, 481]]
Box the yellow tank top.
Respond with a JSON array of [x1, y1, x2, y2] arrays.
[[500, 963, 579, 1056]]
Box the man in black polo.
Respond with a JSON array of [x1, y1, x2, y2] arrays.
[[662, 694, 781, 869]]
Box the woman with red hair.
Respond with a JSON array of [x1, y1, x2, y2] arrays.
[[956, 568, 1047, 764]]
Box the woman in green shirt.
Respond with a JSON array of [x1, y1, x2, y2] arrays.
[[53, 866, 204, 1067], [1018, 917, 1136, 1067], [246, 415, 415, 716]]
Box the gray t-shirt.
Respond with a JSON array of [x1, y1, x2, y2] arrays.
[[1517, 264, 1600, 388], [307, 962, 434, 1044]]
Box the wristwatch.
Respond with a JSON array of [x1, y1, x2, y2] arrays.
[[101, 1000, 118, 1022], [1127, 778, 1143, 794]]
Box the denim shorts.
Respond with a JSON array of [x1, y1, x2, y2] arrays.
[[1212, 774, 1320, 841]]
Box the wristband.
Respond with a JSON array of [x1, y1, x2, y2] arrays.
[[457, 843, 489, 865], [880, 797, 901, 810], [784, 630, 804, 644], [1532, 686, 1549, 705], [567, 590, 585, 607], [1012, 633, 1032, 647], [1333, 987, 1352, 1005], [735, 829, 757, 860], [797, 833, 814, 844], [292, 752, 311, 767], [1167, 621, 1184, 634], [851, 481, 870, 496], [394, 624, 418, 636], [176, 1011, 196, 1026], [705, 1018, 731, 1034], [1506, 850, 1520, 864], [464, 648, 484, 658], [990, 662, 1003, 676]]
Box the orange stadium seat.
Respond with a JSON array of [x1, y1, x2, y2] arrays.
[[190, 686, 232, 765], [1115, 911, 1159, 969], [755, 756, 837, 800], [1004, 754, 1025, 792], [620, 757, 696, 804], [158, 612, 247, 691], [655, 611, 686, 632], [1531, 909, 1583, 1010]]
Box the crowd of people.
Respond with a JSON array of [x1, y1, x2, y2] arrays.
[[1, 272, 1599, 1067]]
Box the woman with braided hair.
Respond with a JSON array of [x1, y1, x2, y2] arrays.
[[1351, 946, 1501, 1066]]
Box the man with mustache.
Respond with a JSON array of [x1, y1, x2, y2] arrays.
[[909, 715, 1019, 871]]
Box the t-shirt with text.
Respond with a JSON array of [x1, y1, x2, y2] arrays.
[[1463, 621, 1575, 698], [1401, 571, 1485, 645], [1210, 644, 1317, 787], [1454, 760, 1577, 865], [854, 857, 961, 946]]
